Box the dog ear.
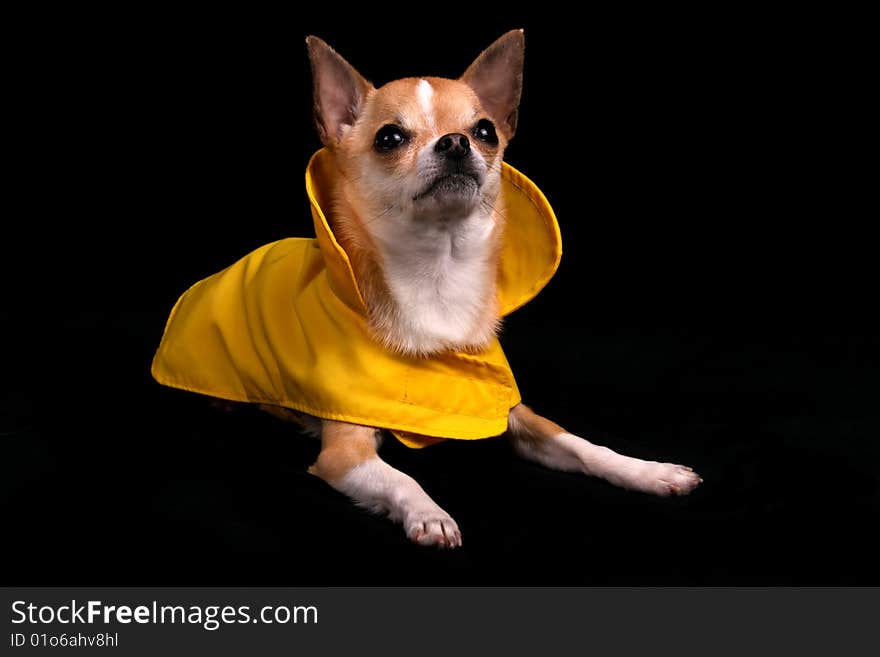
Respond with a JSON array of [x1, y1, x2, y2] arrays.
[[460, 30, 525, 138], [306, 36, 373, 145]]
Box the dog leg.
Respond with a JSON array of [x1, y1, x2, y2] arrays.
[[309, 420, 461, 548], [506, 403, 702, 496]]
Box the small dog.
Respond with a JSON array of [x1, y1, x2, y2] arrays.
[[153, 30, 701, 548]]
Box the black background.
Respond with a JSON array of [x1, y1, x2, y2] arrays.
[[3, 7, 876, 584]]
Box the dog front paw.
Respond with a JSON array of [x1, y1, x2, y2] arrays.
[[605, 458, 703, 497], [404, 506, 462, 549]]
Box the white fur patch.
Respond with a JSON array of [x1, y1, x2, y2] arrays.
[[369, 204, 498, 354], [416, 79, 435, 131]]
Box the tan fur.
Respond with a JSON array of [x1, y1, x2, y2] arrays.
[[508, 403, 567, 445], [307, 420, 379, 483]]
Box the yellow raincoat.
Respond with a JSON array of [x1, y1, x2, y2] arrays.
[[151, 149, 561, 448]]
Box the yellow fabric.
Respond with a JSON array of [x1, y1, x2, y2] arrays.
[[151, 148, 561, 448]]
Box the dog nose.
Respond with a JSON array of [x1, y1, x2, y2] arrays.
[[435, 133, 470, 159]]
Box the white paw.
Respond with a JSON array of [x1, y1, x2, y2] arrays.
[[404, 504, 462, 549], [333, 457, 462, 548], [604, 456, 703, 497]]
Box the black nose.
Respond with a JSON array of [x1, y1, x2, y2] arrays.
[[435, 133, 470, 159]]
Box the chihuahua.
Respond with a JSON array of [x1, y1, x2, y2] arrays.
[[298, 31, 701, 547], [153, 30, 702, 550]]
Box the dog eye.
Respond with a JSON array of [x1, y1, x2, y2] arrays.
[[374, 125, 407, 152], [473, 119, 498, 145]]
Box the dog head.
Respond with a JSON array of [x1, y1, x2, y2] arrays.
[[306, 30, 524, 225]]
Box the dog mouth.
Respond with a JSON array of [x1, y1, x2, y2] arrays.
[[413, 172, 480, 202]]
